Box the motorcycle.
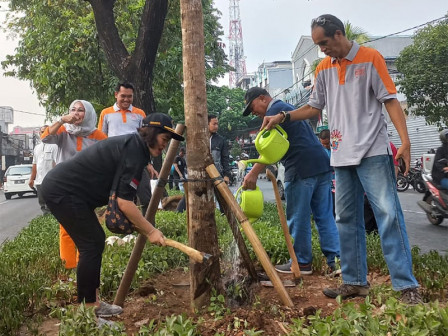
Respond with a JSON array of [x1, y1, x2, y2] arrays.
[[396, 166, 426, 193], [417, 173, 448, 225], [228, 166, 239, 186]]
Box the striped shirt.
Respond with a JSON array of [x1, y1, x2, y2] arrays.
[[308, 41, 396, 167]]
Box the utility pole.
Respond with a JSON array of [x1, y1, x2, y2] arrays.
[[180, 0, 222, 309]]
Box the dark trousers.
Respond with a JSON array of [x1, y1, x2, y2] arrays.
[[45, 194, 105, 303]]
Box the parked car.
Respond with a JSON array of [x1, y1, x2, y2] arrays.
[[3, 164, 36, 200], [276, 162, 285, 200]]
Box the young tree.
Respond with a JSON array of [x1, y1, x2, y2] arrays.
[[396, 16, 448, 127]]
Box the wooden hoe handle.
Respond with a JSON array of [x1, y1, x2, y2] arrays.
[[164, 238, 210, 264]]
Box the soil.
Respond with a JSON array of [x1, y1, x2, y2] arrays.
[[35, 267, 393, 335]]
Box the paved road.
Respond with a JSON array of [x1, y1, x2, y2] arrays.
[[234, 177, 448, 256], [0, 190, 41, 244]]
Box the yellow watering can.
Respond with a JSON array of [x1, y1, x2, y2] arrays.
[[235, 186, 264, 223], [242, 125, 289, 166]]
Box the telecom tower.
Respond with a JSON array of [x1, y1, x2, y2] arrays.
[[228, 0, 246, 88]]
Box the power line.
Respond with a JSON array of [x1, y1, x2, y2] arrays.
[[272, 16, 448, 99], [11, 109, 46, 117], [364, 16, 446, 44]]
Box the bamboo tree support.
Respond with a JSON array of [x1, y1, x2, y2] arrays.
[[206, 164, 294, 307], [266, 169, 301, 281], [114, 124, 185, 307], [216, 191, 258, 281]]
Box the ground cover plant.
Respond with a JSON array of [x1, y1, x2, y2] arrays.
[[1, 202, 448, 335]]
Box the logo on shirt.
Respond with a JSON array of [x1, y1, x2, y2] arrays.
[[354, 67, 366, 78], [330, 130, 343, 151], [130, 178, 140, 190]]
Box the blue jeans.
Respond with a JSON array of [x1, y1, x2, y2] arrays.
[[285, 171, 339, 267], [335, 155, 419, 290], [440, 178, 448, 190]]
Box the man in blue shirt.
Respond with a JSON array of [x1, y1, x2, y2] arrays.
[[242, 87, 339, 275]]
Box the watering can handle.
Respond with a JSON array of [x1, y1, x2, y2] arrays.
[[256, 125, 288, 145], [275, 125, 288, 140]]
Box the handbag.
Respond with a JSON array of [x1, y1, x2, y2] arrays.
[[104, 144, 135, 234]]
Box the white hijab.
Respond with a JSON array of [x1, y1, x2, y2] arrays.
[[64, 100, 98, 137]]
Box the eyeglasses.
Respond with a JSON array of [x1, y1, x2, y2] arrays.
[[312, 16, 332, 27], [312, 16, 344, 31], [70, 108, 85, 113]]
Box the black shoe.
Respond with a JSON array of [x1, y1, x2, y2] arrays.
[[275, 261, 293, 274]]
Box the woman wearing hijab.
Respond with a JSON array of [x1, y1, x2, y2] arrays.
[[42, 100, 107, 269], [41, 113, 184, 321]]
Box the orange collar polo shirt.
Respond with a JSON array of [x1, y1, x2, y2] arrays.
[[308, 41, 397, 167]]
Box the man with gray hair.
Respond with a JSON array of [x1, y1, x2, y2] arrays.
[[260, 14, 421, 304]]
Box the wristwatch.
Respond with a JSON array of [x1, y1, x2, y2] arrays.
[[57, 117, 64, 124], [279, 111, 291, 123]]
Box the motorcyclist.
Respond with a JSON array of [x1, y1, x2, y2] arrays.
[[431, 129, 448, 190]]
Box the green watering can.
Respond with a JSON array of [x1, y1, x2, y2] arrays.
[[242, 125, 289, 166], [235, 186, 264, 223]]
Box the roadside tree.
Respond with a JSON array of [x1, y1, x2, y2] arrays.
[[1, 0, 230, 118], [396, 16, 448, 127]]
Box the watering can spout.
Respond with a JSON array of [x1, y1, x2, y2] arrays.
[[241, 158, 270, 166]]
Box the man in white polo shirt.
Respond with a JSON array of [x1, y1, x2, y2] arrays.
[[260, 14, 421, 304], [29, 125, 57, 214]]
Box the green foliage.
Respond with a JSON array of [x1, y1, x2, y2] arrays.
[[396, 15, 448, 127], [0, 215, 62, 334], [289, 297, 448, 335], [155, 0, 231, 119], [1, 0, 230, 118], [56, 303, 126, 335], [2, 0, 116, 115], [208, 289, 230, 319], [138, 314, 198, 336], [206, 85, 248, 140]]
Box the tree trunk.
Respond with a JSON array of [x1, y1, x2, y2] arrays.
[[180, 0, 221, 309], [87, 0, 168, 114]]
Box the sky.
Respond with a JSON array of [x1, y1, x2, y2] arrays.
[[1, 0, 447, 131]]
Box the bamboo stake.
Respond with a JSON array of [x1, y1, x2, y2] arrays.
[[266, 169, 301, 280], [114, 124, 185, 307], [206, 164, 293, 307]]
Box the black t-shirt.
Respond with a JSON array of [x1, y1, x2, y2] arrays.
[[173, 155, 186, 178], [41, 133, 151, 208]]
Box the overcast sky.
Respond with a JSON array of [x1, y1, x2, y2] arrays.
[[1, 0, 447, 130]]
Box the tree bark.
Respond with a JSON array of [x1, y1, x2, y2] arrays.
[[86, 0, 168, 114], [180, 0, 222, 309]]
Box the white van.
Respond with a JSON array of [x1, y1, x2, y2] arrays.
[[3, 164, 36, 200]]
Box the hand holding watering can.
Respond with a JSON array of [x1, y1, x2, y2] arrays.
[[242, 125, 290, 166], [238, 125, 289, 221]]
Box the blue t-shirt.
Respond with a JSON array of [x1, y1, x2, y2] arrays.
[[267, 100, 331, 182]]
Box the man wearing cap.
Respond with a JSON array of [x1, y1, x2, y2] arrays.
[[242, 87, 340, 275], [260, 14, 421, 304]]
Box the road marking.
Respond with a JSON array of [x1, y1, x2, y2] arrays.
[[403, 209, 425, 214], [0, 200, 9, 205]]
